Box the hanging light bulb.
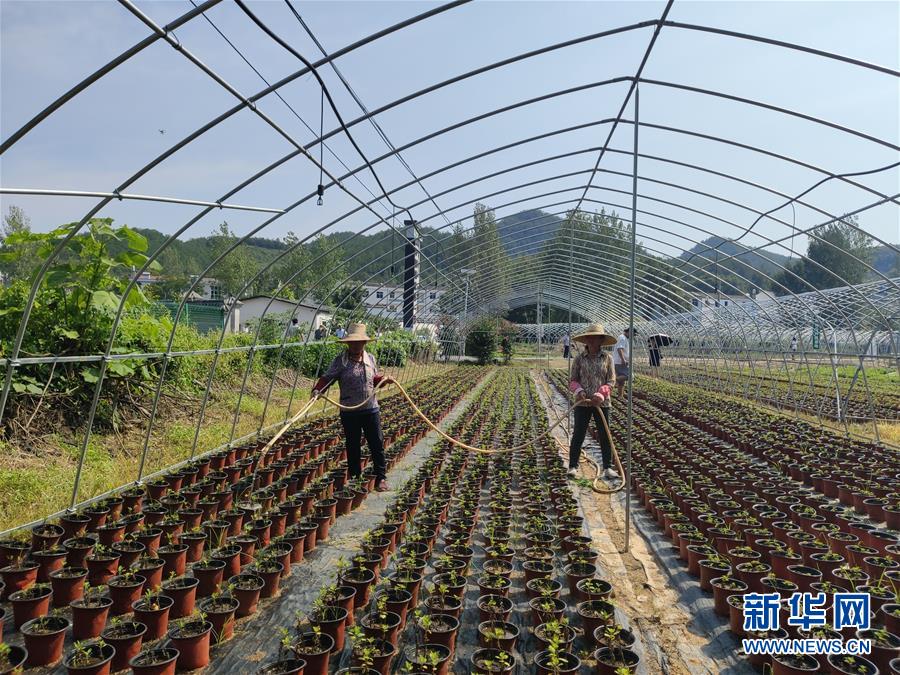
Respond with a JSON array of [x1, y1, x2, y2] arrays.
[[316, 183, 324, 206]]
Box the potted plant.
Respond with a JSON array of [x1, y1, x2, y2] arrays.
[[308, 586, 349, 652], [50, 565, 89, 607], [70, 583, 113, 640], [771, 653, 820, 673], [360, 593, 402, 645], [21, 613, 71, 667], [132, 590, 174, 641], [167, 611, 213, 671], [291, 626, 334, 675], [594, 623, 640, 674], [101, 617, 147, 672], [64, 639, 115, 675], [0, 551, 39, 600], [471, 647, 514, 675], [229, 572, 265, 617], [129, 647, 180, 675], [857, 628, 900, 673], [9, 582, 52, 629], [827, 654, 880, 675], [107, 569, 146, 615], [0, 643, 28, 675], [198, 586, 240, 644], [346, 625, 396, 675], [161, 573, 199, 619], [416, 611, 460, 653]]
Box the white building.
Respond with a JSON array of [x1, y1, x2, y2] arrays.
[[239, 295, 332, 331], [361, 284, 445, 321], [688, 291, 775, 316]]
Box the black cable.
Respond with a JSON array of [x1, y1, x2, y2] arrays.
[[284, 0, 456, 229], [187, 0, 391, 214], [234, 0, 416, 222]]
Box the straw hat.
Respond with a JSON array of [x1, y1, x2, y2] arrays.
[[338, 323, 374, 343], [573, 323, 616, 346]]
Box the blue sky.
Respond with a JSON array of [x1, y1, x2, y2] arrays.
[[1, 1, 898, 262]]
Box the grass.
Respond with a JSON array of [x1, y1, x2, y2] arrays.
[[0, 361, 453, 533]]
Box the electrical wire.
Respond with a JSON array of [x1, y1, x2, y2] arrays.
[[234, 0, 418, 222], [187, 0, 392, 215], [284, 0, 457, 230]]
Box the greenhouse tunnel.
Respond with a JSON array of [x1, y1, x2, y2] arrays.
[[0, 0, 898, 673]]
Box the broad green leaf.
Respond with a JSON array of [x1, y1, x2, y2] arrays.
[[81, 367, 100, 383], [121, 226, 148, 253], [107, 360, 135, 377], [90, 290, 119, 313]]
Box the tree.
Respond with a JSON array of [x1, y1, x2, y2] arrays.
[[776, 216, 874, 294], [305, 234, 348, 302], [329, 284, 365, 312], [208, 222, 261, 298], [470, 203, 509, 310], [0, 206, 40, 283], [465, 316, 499, 364]]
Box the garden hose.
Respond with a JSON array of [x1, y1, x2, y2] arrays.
[[255, 375, 625, 497]]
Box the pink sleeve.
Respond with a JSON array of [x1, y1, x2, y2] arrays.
[[569, 381, 583, 393]]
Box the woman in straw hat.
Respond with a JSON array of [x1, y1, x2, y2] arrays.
[[313, 323, 393, 492], [568, 323, 618, 480]]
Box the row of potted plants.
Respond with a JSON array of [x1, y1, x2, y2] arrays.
[[663, 364, 900, 423], [0, 368, 484, 674], [259, 369, 643, 675], [563, 371, 900, 675]]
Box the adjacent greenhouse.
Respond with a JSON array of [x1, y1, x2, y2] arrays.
[[0, 1, 897, 673]]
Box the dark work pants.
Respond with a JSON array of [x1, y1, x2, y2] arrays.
[[340, 409, 387, 481], [569, 406, 612, 470]]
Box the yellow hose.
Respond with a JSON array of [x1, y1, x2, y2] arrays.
[[255, 372, 626, 496]]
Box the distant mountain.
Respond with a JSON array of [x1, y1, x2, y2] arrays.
[[496, 209, 563, 257], [677, 236, 792, 292]]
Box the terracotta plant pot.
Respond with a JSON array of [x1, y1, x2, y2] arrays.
[[0, 644, 27, 673], [293, 631, 334, 675], [21, 615, 70, 667], [130, 647, 180, 675], [594, 647, 639, 674], [86, 553, 120, 587], [310, 604, 349, 652], [230, 573, 265, 617], [10, 583, 52, 629], [64, 639, 115, 675], [534, 649, 580, 675], [0, 560, 39, 600], [70, 596, 113, 640], [132, 593, 173, 641], [168, 619, 212, 671], [192, 558, 226, 597], [50, 566, 88, 607], [198, 595, 239, 644], [257, 658, 307, 675], [101, 620, 147, 672], [108, 573, 146, 615], [161, 576, 198, 619]]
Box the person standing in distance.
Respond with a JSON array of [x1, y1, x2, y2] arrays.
[[562, 332, 571, 360], [613, 327, 633, 397], [313, 323, 393, 491]]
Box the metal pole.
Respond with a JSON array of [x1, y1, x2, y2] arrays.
[[462, 275, 470, 361], [624, 84, 639, 553], [537, 284, 542, 361]]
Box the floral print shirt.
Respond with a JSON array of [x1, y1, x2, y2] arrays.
[[322, 351, 382, 411], [569, 350, 615, 408]]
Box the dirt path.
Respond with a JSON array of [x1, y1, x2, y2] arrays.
[[532, 371, 749, 675]]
